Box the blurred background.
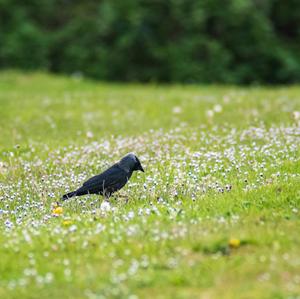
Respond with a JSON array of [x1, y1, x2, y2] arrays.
[[0, 0, 299, 84]]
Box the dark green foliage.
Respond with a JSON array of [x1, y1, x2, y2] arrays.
[[0, 0, 299, 83]]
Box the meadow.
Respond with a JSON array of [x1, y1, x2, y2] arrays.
[[0, 71, 299, 299]]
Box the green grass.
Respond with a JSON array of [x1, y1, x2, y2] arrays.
[[0, 71, 299, 299]]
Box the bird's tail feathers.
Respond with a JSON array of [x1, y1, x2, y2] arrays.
[[61, 191, 77, 201]]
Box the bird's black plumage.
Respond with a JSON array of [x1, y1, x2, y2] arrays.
[[62, 153, 144, 200]]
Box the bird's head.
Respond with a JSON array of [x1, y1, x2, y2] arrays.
[[119, 153, 144, 173]]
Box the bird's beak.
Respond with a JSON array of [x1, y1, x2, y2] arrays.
[[139, 165, 145, 172]]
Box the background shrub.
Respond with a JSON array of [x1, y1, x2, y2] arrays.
[[0, 0, 299, 84]]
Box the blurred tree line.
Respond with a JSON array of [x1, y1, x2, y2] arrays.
[[0, 0, 299, 84]]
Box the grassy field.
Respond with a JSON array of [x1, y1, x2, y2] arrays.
[[0, 71, 299, 299]]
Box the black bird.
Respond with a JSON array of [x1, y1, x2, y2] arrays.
[[62, 153, 144, 200]]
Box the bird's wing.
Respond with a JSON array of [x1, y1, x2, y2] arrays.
[[81, 165, 127, 192]]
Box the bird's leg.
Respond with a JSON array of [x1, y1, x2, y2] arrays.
[[103, 193, 110, 202]]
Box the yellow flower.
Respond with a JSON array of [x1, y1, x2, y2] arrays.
[[52, 206, 63, 216], [229, 238, 241, 248], [62, 220, 73, 226]]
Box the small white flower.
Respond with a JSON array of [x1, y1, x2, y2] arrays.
[[213, 104, 223, 113], [206, 110, 214, 118], [172, 106, 182, 114], [86, 131, 94, 138], [100, 201, 111, 212], [69, 225, 77, 232], [127, 211, 135, 219]]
